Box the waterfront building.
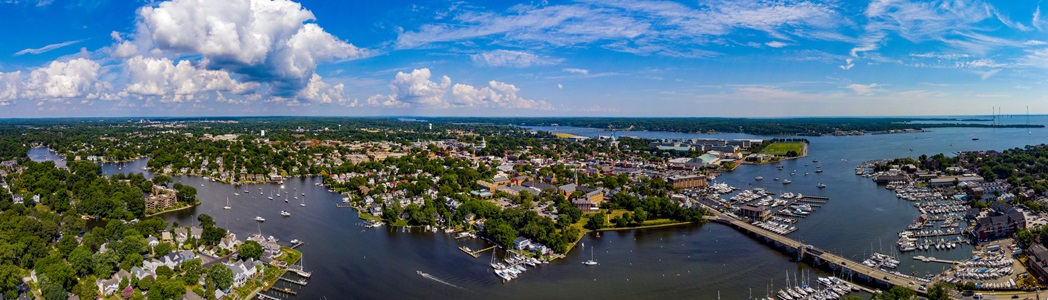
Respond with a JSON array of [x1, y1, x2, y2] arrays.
[[738, 205, 772, 222], [1027, 244, 1048, 283], [972, 204, 1026, 241], [667, 175, 709, 189], [145, 185, 178, 212]]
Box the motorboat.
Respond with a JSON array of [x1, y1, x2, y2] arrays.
[[255, 216, 265, 222]]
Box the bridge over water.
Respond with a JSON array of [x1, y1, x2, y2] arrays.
[[705, 210, 927, 295]]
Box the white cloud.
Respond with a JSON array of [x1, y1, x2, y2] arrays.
[[384, 68, 451, 107], [397, 0, 843, 56], [22, 58, 106, 100], [563, 68, 590, 75], [14, 39, 83, 56], [0, 71, 21, 101], [451, 81, 552, 109], [853, 0, 1038, 59], [123, 56, 258, 102], [368, 68, 551, 110], [128, 0, 367, 96], [471, 50, 563, 67], [839, 58, 854, 70], [975, 69, 1000, 80], [296, 74, 346, 104], [765, 41, 788, 48], [847, 83, 879, 95]]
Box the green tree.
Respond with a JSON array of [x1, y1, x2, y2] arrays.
[[238, 240, 263, 261], [927, 283, 953, 300], [873, 286, 915, 300], [153, 276, 186, 300], [39, 275, 67, 300], [585, 213, 605, 230], [56, 235, 78, 258], [181, 258, 202, 286], [206, 264, 234, 291], [156, 265, 174, 278], [68, 246, 93, 276], [0, 264, 22, 300], [154, 242, 173, 256], [121, 252, 144, 271]]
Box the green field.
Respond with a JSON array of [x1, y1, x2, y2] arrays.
[[760, 142, 804, 156]]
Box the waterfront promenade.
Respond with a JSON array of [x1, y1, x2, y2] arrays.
[[706, 208, 927, 295]]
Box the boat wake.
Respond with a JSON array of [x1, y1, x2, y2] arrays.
[[417, 270, 467, 291]]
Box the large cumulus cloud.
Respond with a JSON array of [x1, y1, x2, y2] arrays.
[[0, 58, 107, 103], [369, 68, 550, 110], [124, 56, 259, 102], [115, 0, 366, 97]]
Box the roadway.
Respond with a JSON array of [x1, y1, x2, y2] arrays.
[[707, 208, 927, 295]]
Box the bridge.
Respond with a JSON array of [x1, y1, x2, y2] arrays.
[[706, 209, 926, 295]]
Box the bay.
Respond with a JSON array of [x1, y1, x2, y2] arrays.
[[26, 116, 1048, 299]]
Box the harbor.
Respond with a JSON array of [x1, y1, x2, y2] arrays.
[[77, 119, 1048, 300]]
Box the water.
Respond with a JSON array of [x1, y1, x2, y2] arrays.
[[26, 116, 1048, 299], [26, 147, 66, 168]]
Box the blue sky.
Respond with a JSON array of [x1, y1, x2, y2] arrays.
[[1, 0, 1047, 118]]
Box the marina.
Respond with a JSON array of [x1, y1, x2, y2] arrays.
[[65, 118, 1048, 300]]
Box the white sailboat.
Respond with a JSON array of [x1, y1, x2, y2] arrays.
[[300, 193, 306, 207], [583, 247, 598, 266], [268, 191, 273, 200], [223, 197, 231, 210]]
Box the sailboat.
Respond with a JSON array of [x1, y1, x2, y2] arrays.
[[223, 197, 231, 210], [268, 191, 273, 200], [583, 247, 598, 266], [300, 193, 306, 207]]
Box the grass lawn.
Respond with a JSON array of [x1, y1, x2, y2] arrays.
[[760, 142, 804, 156], [357, 211, 380, 221]]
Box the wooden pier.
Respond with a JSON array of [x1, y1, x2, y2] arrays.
[[460, 245, 496, 258], [279, 276, 308, 286], [270, 287, 297, 295], [336, 203, 353, 208], [802, 195, 829, 200], [256, 293, 279, 300]]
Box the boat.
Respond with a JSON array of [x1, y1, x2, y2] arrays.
[[223, 197, 231, 210], [281, 210, 290, 217], [268, 191, 273, 200], [234, 192, 240, 196], [755, 176, 764, 181], [255, 216, 265, 222], [290, 239, 300, 244], [583, 247, 598, 266], [817, 183, 826, 188], [972, 137, 979, 140], [782, 179, 791, 184]]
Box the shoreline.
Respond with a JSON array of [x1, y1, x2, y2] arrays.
[[145, 203, 198, 217]]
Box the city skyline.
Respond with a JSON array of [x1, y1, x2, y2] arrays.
[[1, 0, 1047, 118]]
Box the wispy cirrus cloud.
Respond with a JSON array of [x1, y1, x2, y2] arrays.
[[470, 50, 563, 67], [14, 39, 83, 56], [397, 0, 845, 57]]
